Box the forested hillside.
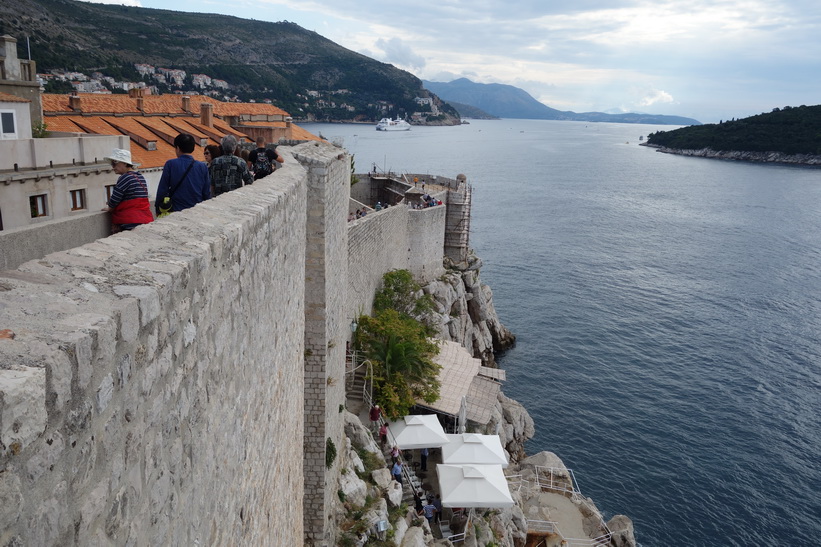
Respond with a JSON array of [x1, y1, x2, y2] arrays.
[[646, 105, 821, 154], [0, 0, 458, 123]]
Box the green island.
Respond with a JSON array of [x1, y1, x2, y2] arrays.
[[646, 104, 821, 156]]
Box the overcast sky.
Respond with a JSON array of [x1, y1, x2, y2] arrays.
[[90, 0, 820, 123]]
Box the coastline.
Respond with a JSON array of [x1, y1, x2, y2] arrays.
[[641, 142, 821, 166], [337, 253, 636, 546]]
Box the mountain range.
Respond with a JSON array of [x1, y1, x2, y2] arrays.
[[424, 78, 702, 125], [4, 0, 697, 126], [1, 0, 458, 124]]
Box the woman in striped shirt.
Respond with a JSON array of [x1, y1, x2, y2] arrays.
[[102, 149, 154, 232]]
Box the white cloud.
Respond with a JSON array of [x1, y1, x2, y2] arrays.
[[638, 89, 675, 107], [374, 37, 426, 71]]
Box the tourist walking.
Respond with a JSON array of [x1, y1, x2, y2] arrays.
[[209, 135, 253, 197], [155, 133, 210, 216]]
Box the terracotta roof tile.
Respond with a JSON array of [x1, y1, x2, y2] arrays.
[[0, 91, 30, 103], [43, 116, 86, 133], [41, 94, 318, 167]]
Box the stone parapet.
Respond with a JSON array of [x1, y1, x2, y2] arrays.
[[0, 154, 309, 545]]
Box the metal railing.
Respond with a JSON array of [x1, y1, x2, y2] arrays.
[[530, 467, 613, 547]]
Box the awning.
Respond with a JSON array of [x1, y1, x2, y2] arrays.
[[442, 433, 509, 468], [388, 414, 450, 449], [417, 341, 501, 426], [437, 464, 514, 508]]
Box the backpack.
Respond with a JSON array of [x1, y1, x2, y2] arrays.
[[253, 149, 274, 180]]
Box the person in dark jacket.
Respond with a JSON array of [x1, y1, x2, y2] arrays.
[[155, 133, 210, 215]]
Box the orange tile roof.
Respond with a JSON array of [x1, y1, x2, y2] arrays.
[[41, 93, 320, 168], [0, 91, 30, 103], [43, 116, 86, 133]]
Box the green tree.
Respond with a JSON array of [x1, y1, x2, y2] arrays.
[[356, 309, 440, 419], [373, 269, 435, 319]]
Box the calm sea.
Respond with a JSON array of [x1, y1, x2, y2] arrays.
[[303, 119, 821, 547]]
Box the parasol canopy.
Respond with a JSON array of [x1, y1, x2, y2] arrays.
[[442, 433, 509, 468], [436, 463, 514, 508], [388, 414, 449, 449]]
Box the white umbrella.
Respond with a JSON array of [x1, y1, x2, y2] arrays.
[[436, 464, 514, 508], [388, 414, 449, 450], [442, 433, 509, 468]]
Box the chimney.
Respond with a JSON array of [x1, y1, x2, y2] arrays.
[[136, 97, 144, 112], [69, 95, 81, 112], [128, 87, 144, 98], [181, 95, 191, 113], [200, 102, 213, 127]]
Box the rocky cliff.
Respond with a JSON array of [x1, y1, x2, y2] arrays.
[[644, 144, 821, 165], [334, 253, 636, 546], [422, 251, 515, 368]]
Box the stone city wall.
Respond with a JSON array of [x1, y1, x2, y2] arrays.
[[298, 144, 351, 546], [0, 139, 454, 545], [0, 152, 311, 546], [346, 201, 447, 322]]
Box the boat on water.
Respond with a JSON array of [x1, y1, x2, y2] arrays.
[[376, 117, 411, 131]]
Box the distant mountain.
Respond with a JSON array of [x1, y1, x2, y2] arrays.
[[1, 0, 459, 124], [444, 101, 499, 120], [423, 78, 701, 126], [646, 105, 821, 155]]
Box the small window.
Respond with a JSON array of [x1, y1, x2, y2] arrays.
[[70, 189, 86, 211], [105, 184, 115, 202], [30, 194, 48, 218], [0, 111, 16, 139]]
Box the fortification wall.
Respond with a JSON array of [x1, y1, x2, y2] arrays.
[[0, 153, 312, 545], [407, 206, 447, 283], [346, 198, 448, 321], [0, 140, 456, 546], [299, 144, 351, 546]]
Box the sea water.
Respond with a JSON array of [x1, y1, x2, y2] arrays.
[[303, 119, 821, 546]]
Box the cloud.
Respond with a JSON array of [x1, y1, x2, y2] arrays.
[[638, 89, 675, 107], [374, 37, 426, 71]]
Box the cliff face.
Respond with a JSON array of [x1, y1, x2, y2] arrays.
[[422, 251, 515, 367]]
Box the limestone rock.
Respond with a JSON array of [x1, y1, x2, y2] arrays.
[[344, 410, 381, 454], [339, 467, 368, 508], [607, 514, 637, 547], [392, 514, 409, 546], [385, 480, 404, 507], [399, 526, 427, 547], [373, 468, 393, 490]]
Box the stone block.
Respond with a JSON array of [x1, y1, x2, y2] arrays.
[[113, 285, 160, 326], [0, 366, 47, 454]]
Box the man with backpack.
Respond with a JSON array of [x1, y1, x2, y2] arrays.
[[155, 133, 211, 215], [248, 136, 283, 181]]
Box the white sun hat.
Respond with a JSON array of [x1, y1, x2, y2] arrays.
[[104, 148, 139, 167]]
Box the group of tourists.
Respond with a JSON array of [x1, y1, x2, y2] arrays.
[[101, 133, 283, 233]]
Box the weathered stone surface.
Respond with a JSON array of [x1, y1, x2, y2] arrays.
[[373, 468, 394, 490], [607, 514, 637, 547], [399, 526, 427, 547], [0, 366, 47, 454], [385, 480, 404, 507], [339, 467, 368, 507]]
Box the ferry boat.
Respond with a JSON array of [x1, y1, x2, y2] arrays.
[[376, 117, 411, 131]]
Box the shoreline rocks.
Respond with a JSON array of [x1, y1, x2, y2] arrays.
[[641, 143, 821, 165]]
